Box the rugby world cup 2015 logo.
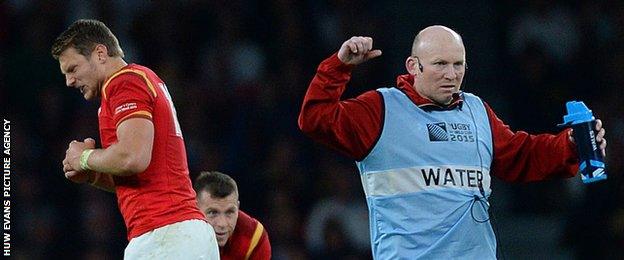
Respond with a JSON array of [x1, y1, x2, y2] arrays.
[[427, 122, 448, 141]]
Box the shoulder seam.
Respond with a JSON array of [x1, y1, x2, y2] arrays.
[[101, 69, 158, 100]]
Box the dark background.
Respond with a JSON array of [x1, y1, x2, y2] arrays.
[[1, 0, 622, 259]]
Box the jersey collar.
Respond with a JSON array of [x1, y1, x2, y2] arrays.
[[395, 74, 463, 110]]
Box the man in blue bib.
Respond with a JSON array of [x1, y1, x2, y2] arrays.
[[298, 25, 607, 259]]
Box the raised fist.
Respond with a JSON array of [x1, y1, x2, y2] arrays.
[[337, 36, 382, 65]]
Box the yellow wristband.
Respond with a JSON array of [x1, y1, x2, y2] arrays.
[[80, 149, 94, 171]]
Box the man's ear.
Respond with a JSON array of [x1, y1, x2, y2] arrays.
[[405, 56, 418, 76], [93, 44, 108, 63]]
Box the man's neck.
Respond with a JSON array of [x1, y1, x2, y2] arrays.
[[95, 58, 129, 99], [106, 58, 128, 76]]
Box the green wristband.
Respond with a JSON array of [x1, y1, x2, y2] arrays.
[[80, 149, 94, 171]]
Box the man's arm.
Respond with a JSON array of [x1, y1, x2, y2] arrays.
[[87, 172, 116, 193], [85, 118, 154, 175], [486, 102, 607, 182], [65, 118, 154, 177], [63, 169, 116, 193], [298, 37, 384, 160]]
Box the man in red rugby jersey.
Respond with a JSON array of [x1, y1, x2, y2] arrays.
[[53, 19, 219, 259], [195, 171, 271, 260]]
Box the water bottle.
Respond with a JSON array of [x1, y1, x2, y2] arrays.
[[559, 101, 606, 184]]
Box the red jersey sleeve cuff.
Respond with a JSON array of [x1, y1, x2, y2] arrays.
[[319, 53, 354, 74], [115, 110, 153, 127]]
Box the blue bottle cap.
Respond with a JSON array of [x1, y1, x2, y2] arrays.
[[559, 101, 594, 126]]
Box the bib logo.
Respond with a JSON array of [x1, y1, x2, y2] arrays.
[[427, 122, 475, 142], [427, 122, 448, 141]]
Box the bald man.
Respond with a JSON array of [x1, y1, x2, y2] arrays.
[[298, 26, 607, 258]]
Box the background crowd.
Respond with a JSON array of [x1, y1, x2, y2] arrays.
[[2, 0, 622, 259]]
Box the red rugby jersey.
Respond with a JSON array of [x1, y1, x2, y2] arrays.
[[220, 210, 271, 260], [98, 64, 205, 240]]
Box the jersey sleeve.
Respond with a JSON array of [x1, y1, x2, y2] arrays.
[[104, 72, 156, 127], [298, 53, 384, 160], [485, 102, 579, 182]]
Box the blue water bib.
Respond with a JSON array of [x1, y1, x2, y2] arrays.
[[356, 87, 496, 259]]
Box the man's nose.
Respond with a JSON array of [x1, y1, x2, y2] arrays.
[[214, 215, 227, 228], [66, 75, 75, 87], [443, 66, 458, 80]]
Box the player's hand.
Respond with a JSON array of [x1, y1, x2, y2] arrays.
[[64, 170, 92, 184], [64, 138, 97, 172], [337, 36, 382, 65], [568, 119, 606, 157]]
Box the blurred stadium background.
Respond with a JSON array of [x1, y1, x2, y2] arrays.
[[1, 0, 623, 259]]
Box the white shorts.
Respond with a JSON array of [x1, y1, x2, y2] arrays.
[[124, 219, 219, 260]]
